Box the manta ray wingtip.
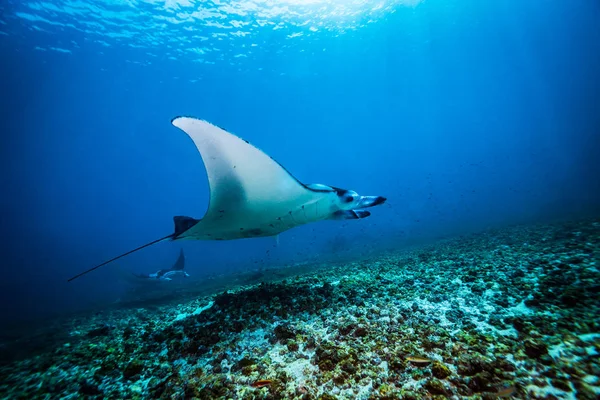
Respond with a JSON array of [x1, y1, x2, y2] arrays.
[[171, 115, 193, 125]]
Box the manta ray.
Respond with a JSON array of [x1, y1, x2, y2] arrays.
[[130, 248, 189, 282], [114, 248, 189, 287], [68, 117, 386, 282]]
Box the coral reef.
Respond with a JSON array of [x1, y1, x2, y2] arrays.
[[0, 218, 599, 399]]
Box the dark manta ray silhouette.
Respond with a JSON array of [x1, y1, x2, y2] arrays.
[[130, 248, 189, 281], [68, 116, 386, 282]]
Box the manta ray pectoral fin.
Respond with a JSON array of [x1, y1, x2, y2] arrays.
[[331, 210, 371, 220], [170, 116, 318, 241], [171, 248, 185, 271]]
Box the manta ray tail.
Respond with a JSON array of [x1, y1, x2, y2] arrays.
[[67, 216, 199, 282]]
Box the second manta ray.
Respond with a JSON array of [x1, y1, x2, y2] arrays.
[[131, 249, 190, 282], [68, 116, 386, 282]]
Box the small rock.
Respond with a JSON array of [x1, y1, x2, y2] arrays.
[[287, 339, 299, 352], [234, 356, 255, 370], [338, 323, 356, 336], [524, 339, 548, 359], [424, 379, 448, 395], [274, 324, 296, 341], [431, 361, 451, 379], [123, 359, 144, 380], [551, 378, 571, 392], [87, 325, 111, 338], [79, 381, 101, 395], [354, 326, 368, 337]]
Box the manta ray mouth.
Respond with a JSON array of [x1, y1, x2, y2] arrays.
[[358, 196, 387, 208], [352, 210, 371, 219]]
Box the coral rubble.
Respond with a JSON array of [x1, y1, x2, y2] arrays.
[[1, 218, 599, 399]]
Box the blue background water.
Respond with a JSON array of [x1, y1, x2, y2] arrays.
[[1, 0, 599, 326]]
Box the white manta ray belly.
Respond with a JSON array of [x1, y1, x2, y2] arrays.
[[178, 191, 338, 240]]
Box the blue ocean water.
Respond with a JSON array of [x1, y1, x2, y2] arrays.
[[1, 0, 599, 326]]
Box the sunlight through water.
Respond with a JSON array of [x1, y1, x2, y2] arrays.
[[5, 0, 422, 65]]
